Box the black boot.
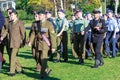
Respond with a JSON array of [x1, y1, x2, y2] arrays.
[[99, 58, 104, 66], [92, 59, 99, 68], [79, 59, 84, 64]]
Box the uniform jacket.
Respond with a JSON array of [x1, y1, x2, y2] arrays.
[[8, 19, 25, 48], [29, 20, 56, 50], [84, 18, 108, 43], [0, 10, 5, 30]]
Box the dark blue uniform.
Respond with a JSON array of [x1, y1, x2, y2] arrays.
[[84, 18, 108, 68], [0, 10, 5, 30]]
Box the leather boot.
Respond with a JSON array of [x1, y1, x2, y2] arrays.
[[99, 58, 104, 66], [92, 59, 99, 68]]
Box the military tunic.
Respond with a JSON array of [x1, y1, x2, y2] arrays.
[[8, 19, 25, 74], [29, 20, 56, 76]]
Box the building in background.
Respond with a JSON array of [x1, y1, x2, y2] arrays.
[[0, 0, 16, 11]]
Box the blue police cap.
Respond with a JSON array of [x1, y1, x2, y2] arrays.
[[86, 12, 91, 15], [107, 10, 113, 13]]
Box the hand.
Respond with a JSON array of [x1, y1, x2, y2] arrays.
[[57, 34, 61, 37], [113, 35, 116, 38], [27, 42, 31, 47], [81, 31, 85, 35], [0, 37, 3, 41], [51, 48, 55, 53], [94, 27, 100, 31]]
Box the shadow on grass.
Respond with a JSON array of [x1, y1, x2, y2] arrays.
[[23, 66, 36, 72], [66, 60, 93, 68], [24, 71, 60, 80], [18, 51, 33, 59]]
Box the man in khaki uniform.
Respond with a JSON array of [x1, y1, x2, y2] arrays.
[[1, 11, 26, 76], [28, 10, 56, 79], [27, 12, 41, 72]]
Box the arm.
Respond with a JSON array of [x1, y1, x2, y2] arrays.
[[57, 19, 68, 36], [0, 19, 9, 40], [81, 20, 92, 35], [0, 10, 5, 30], [28, 23, 36, 47], [49, 22, 56, 52], [19, 21, 26, 41]]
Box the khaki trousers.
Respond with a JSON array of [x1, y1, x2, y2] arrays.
[[10, 48, 22, 73]]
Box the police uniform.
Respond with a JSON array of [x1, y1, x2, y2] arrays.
[[55, 13, 69, 62], [83, 10, 108, 68], [29, 11, 56, 78], [73, 10, 88, 64], [105, 10, 119, 58]]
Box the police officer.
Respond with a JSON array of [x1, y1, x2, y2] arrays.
[[82, 9, 108, 68], [105, 10, 119, 58], [28, 10, 56, 79], [73, 9, 88, 64], [54, 9, 69, 62], [1, 11, 26, 76]]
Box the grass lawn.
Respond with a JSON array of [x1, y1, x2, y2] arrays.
[[0, 30, 120, 80]]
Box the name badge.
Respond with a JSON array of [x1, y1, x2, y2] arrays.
[[41, 28, 48, 32]]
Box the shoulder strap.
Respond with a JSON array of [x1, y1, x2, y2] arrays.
[[36, 21, 41, 33]]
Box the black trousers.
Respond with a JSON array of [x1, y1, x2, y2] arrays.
[[92, 41, 103, 60]]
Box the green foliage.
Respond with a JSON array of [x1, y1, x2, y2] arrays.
[[78, 3, 95, 13], [2, 11, 7, 17], [65, 9, 73, 19], [77, 0, 102, 13], [17, 10, 34, 20]]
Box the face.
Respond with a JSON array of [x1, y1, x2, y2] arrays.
[[34, 14, 39, 21], [86, 14, 92, 20], [58, 12, 65, 19], [77, 12, 82, 18], [7, 9, 12, 16], [93, 13, 100, 19], [10, 13, 17, 21], [103, 15, 108, 20], [39, 14, 46, 21], [46, 13, 52, 18], [107, 12, 113, 18], [71, 16, 75, 20]]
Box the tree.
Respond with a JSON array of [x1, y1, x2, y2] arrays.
[[78, 0, 102, 13], [27, 0, 42, 5]]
